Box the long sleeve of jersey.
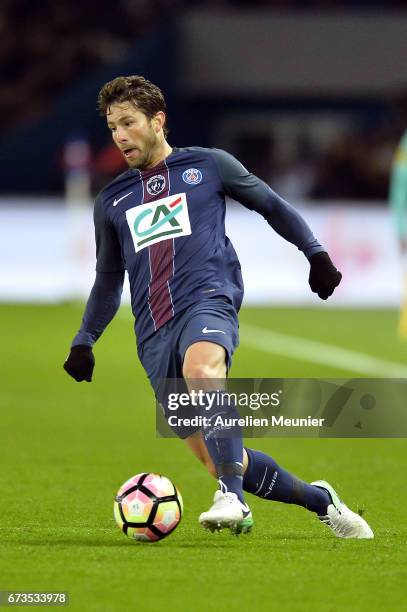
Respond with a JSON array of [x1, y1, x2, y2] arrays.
[[389, 131, 407, 240], [211, 148, 325, 259], [71, 194, 126, 348], [71, 271, 125, 348]]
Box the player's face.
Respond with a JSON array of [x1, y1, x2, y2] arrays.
[[107, 102, 161, 170]]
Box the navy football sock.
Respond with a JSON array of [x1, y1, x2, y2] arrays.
[[243, 448, 331, 515], [201, 391, 245, 503]]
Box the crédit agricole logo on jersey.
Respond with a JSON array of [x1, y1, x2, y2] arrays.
[[125, 192, 191, 253]]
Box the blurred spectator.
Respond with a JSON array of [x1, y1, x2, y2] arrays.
[[272, 136, 318, 200], [92, 141, 127, 192], [312, 119, 403, 200], [0, 0, 169, 131]]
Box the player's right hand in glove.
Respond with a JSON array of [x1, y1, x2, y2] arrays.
[[309, 252, 342, 300], [63, 345, 95, 382]]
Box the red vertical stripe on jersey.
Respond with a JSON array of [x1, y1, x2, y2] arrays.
[[140, 162, 174, 330]]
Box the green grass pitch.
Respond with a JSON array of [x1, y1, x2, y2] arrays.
[[0, 304, 406, 611]]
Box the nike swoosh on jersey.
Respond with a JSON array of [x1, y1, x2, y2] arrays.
[[202, 327, 226, 334], [113, 191, 133, 206]]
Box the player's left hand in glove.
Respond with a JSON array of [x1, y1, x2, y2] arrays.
[[309, 252, 342, 300], [63, 345, 95, 382]]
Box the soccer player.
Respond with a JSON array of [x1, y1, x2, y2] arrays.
[[389, 130, 407, 339], [64, 76, 373, 539]]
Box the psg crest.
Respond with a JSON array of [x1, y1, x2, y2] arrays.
[[182, 168, 202, 185], [146, 174, 166, 196]]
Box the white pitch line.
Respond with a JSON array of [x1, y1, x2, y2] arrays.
[[90, 305, 407, 377], [240, 323, 407, 377]]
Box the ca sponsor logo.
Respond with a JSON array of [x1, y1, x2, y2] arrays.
[[146, 174, 166, 196], [126, 192, 191, 253], [182, 168, 202, 185]]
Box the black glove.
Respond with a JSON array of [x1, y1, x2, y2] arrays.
[[64, 345, 95, 382], [309, 252, 342, 300]]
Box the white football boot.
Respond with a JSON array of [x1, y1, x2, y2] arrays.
[[199, 490, 253, 535], [311, 480, 374, 539]]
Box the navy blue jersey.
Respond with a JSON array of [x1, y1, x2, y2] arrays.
[[89, 147, 323, 345]]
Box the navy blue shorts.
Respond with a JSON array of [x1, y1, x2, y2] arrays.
[[137, 297, 239, 438]]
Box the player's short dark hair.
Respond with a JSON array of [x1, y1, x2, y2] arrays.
[[97, 75, 168, 136]]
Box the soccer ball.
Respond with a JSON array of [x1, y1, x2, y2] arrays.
[[113, 473, 183, 542]]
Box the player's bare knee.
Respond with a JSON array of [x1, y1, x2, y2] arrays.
[[182, 362, 219, 380]]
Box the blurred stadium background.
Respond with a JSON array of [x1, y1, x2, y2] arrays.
[[1, 0, 407, 308], [1, 2, 407, 611]]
